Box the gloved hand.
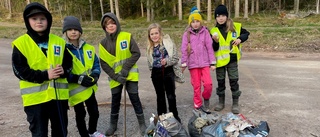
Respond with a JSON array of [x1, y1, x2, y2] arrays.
[[89, 73, 99, 85], [115, 74, 126, 85], [119, 69, 129, 77], [78, 75, 95, 87]]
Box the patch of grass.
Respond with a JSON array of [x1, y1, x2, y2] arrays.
[[2, 12, 320, 53]]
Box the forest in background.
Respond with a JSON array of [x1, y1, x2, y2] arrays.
[[1, 0, 320, 22]]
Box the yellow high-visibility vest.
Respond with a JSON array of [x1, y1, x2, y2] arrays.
[[68, 44, 98, 106], [99, 32, 139, 89], [12, 34, 69, 106], [210, 22, 242, 68]]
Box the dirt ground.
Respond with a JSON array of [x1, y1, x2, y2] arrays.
[[1, 38, 320, 137]]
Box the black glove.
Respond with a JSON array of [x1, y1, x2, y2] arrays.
[[89, 73, 99, 85], [119, 69, 129, 77], [115, 74, 126, 85], [78, 75, 95, 87]]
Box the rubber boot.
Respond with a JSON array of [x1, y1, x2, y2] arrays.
[[232, 99, 240, 114], [137, 114, 147, 136], [105, 114, 118, 136], [214, 96, 225, 111], [204, 99, 210, 110]]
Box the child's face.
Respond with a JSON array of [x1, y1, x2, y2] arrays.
[[28, 13, 48, 34], [216, 15, 227, 24], [149, 28, 161, 44], [66, 29, 81, 41], [105, 20, 117, 34], [190, 20, 201, 30]]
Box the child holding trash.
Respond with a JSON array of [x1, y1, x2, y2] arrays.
[[11, 2, 72, 137], [180, 6, 216, 114], [99, 12, 147, 136], [62, 16, 104, 137], [146, 23, 184, 123], [210, 5, 250, 114]]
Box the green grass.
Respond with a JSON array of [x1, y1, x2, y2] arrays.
[[1, 13, 320, 53]]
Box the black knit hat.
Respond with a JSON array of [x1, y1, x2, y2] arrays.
[[62, 16, 82, 34], [215, 5, 228, 18]]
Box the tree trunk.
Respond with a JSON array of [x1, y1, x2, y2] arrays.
[[235, 0, 239, 18], [197, 0, 200, 11], [256, 0, 259, 13], [244, 0, 248, 18], [141, 1, 144, 17], [147, 0, 150, 22], [115, 0, 120, 20], [279, 0, 281, 10], [178, 0, 182, 20], [294, 0, 299, 14], [89, 0, 93, 21], [207, 0, 212, 22], [7, 0, 12, 19], [317, 0, 320, 14], [228, 0, 232, 17], [43, 0, 49, 10], [110, 0, 114, 13], [151, 0, 154, 21], [251, 0, 254, 15], [173, 3, 176, 16], [100, 0, 104, 15]]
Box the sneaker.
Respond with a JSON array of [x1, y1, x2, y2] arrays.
[[90, 131, 106, 137]]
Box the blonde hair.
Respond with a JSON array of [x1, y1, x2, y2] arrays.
[[214, 18, 235, 32], [147, 23, 163, 54]]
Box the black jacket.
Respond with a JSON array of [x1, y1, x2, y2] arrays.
[[213, 23, 250, 63], [12, 2, 72, 83]]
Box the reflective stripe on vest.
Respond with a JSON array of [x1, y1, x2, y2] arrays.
[[99, 32, 139, 89], [12, 34, 68, 106], [67, 44, 98, 106], [210, 22, 242, 68]]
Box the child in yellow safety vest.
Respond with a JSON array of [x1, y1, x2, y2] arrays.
[[210, 5, 250, 114], [11, 2, 72, 137], [62, 16, 105, 137]]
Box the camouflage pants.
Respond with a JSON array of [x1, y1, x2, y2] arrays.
[[215, 61, 241, 97]]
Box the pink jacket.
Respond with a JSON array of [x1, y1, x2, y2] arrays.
[[181, 26, 216, 69]]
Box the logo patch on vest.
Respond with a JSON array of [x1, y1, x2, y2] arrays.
[[120, 40, 128, 50], [54, 45, 61, 56], [232, 32, 237, 38], [86, 50, 93, 60]]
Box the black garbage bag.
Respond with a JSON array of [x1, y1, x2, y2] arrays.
[[188, 115, 201, 137], [247, 121, 270, 137]]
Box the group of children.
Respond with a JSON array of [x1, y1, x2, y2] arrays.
[[11, 2, 249, 137]]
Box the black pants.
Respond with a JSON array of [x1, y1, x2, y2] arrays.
[[151, 66, 179, 120], [110, 81, 144, 115], [24, 100, 69, 137], [73, 92, 99, 137]]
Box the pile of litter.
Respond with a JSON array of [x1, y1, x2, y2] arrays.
[[145, 112, 269, 137]]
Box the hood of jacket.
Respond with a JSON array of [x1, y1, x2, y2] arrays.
[[23, 2, 52, 43], [100, 12, 121, 39]]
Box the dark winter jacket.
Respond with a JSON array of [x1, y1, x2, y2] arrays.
[[12, 2, 72, 83], [65, 38, 101, 81], [213, 23, 250, 63], [99, 12, 141, 80]]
